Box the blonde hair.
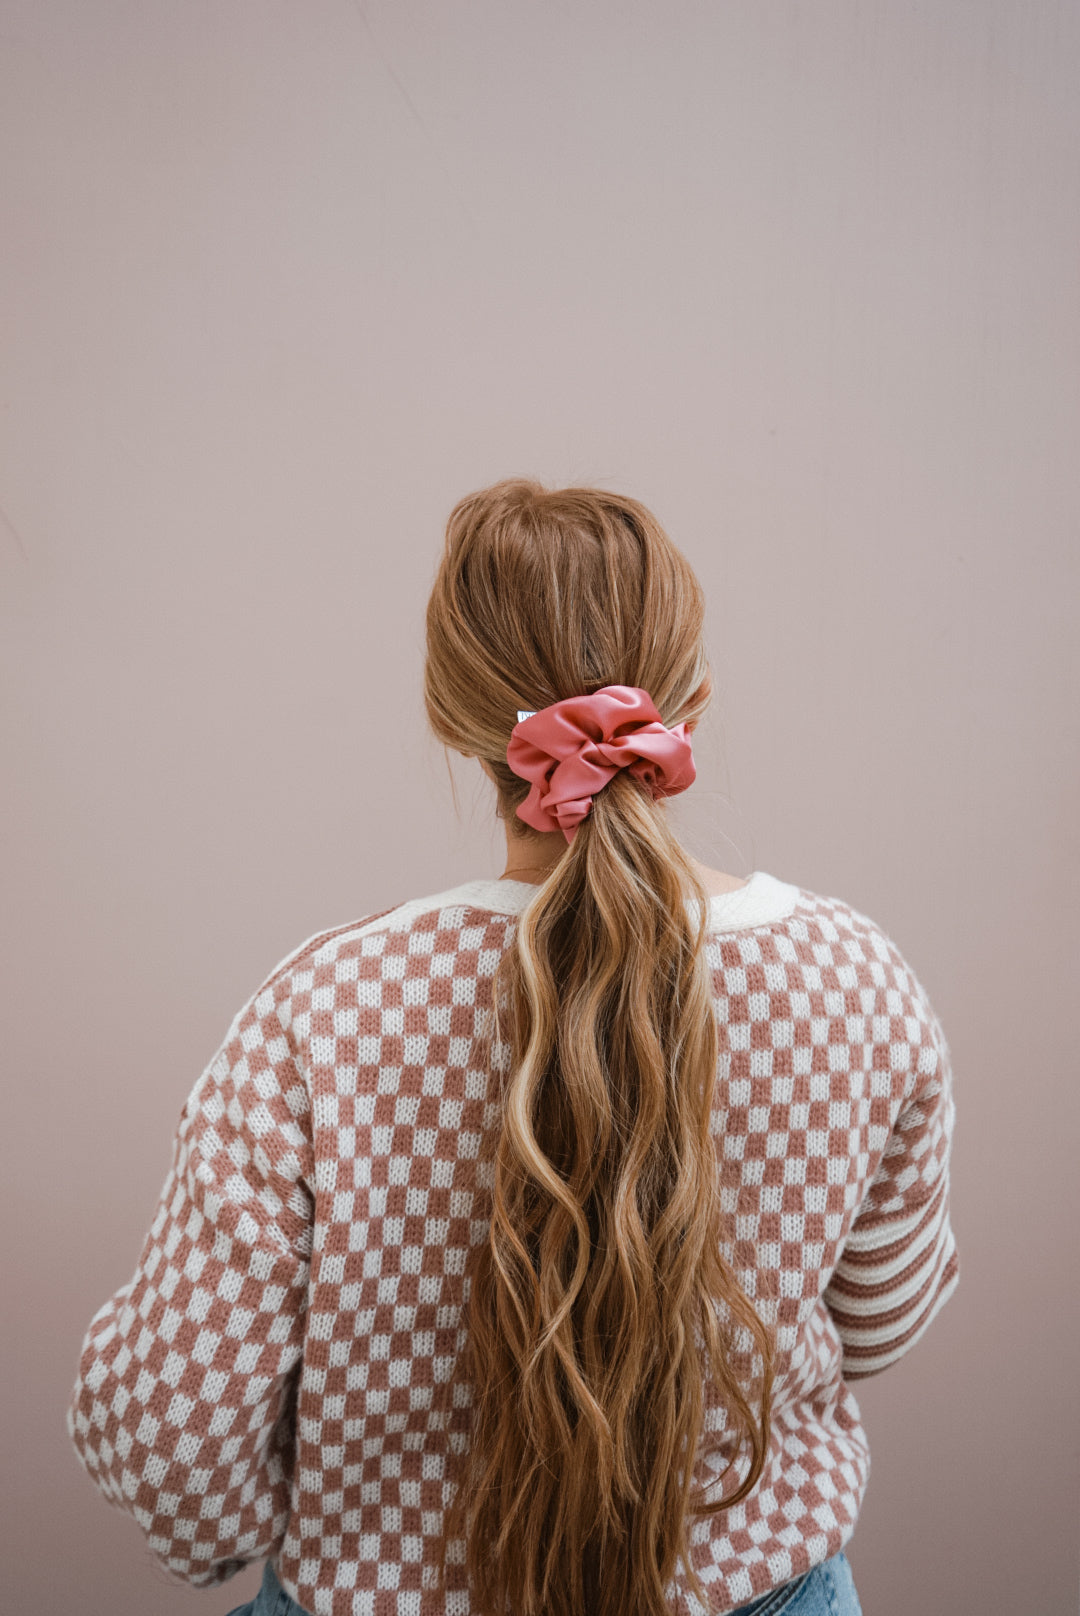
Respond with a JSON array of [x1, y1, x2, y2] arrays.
[[423, 479, 774, 1616]]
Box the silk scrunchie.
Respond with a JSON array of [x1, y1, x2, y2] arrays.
[[505, 685, 696, 843]]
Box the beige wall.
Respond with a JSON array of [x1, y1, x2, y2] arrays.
[[2, 3, 1077, 1611]]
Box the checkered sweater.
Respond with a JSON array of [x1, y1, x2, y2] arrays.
[[68, 871, 959, 1615]]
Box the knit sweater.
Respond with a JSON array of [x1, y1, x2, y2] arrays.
[[68, 870, 959, 1615]]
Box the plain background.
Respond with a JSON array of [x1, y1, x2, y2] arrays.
[[2, 3, 1077, 1613]]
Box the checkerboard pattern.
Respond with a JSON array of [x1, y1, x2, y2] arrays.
[[69, 880, 958, 1614]]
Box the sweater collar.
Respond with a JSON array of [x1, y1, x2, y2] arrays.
[[420, 869, 801, 932]]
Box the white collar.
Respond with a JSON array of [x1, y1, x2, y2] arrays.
[[374, 870, 801, 935]]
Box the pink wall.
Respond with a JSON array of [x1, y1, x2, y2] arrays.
[[2, 3, 1077, 1611]]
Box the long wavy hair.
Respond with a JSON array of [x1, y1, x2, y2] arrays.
[[423, 479, 774, 1616]]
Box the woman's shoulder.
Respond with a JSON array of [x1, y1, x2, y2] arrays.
[[242, 872, 933, 1011]]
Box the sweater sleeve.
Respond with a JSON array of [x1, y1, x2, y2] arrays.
[[823, 977, 960, 1379], [66, 963, 313, 1587]]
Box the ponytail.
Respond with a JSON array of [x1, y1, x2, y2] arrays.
[[425, 480, 774, 1616]]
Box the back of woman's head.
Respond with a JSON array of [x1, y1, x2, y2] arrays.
[[424, 479, 773, 1616]]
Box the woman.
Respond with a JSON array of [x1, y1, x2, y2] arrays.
[[68, 479, 959, 1616]]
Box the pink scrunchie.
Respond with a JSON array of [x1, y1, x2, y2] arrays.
[[505, 685, 696, 843]]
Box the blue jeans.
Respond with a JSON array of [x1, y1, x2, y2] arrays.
[[224, 1560, 310, 1616], [225, 1549, 862, 1615], [728, 1550, 862, 1614]]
